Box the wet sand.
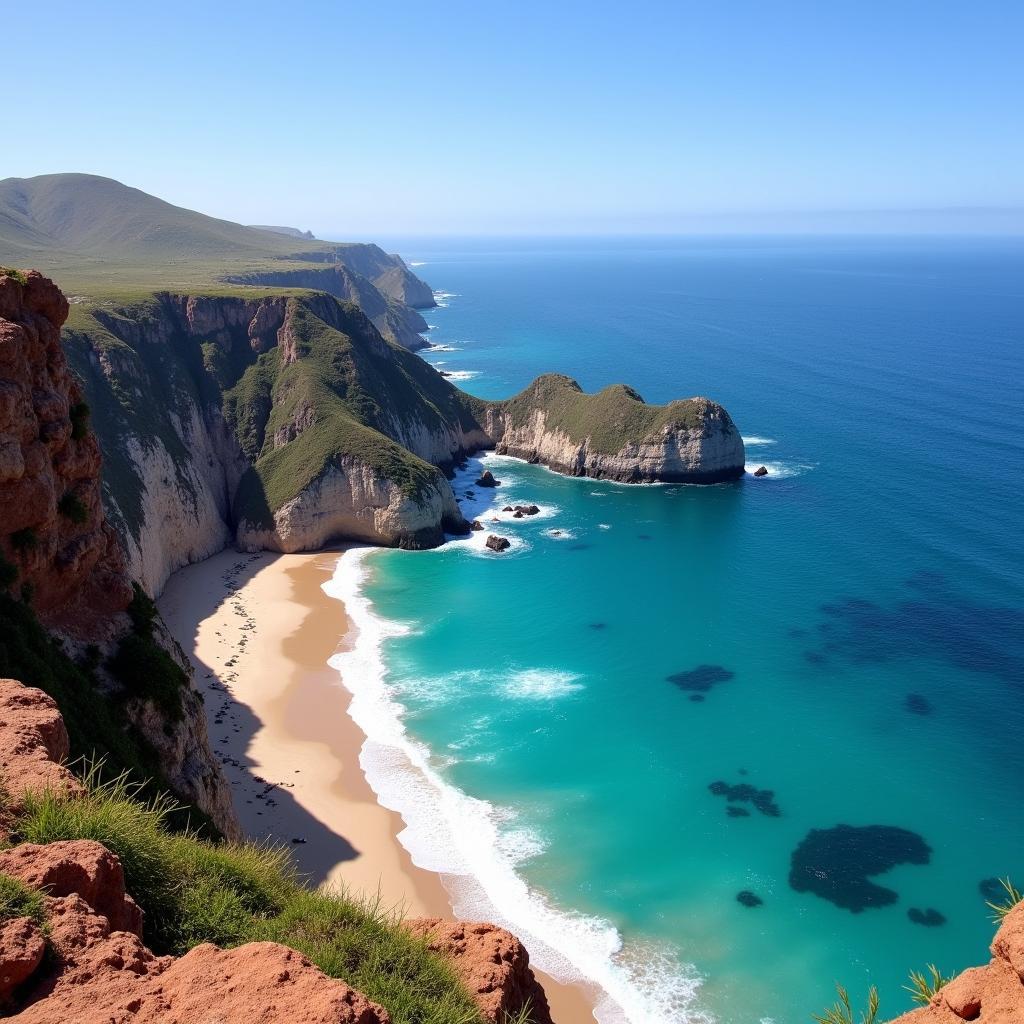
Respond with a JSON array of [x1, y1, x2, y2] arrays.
[[158, 547, 598, 1022]]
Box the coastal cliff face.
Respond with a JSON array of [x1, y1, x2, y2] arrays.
[[0, 271, 239, 839], [0, 271, 133, 638], [485, 373, 746, 483]]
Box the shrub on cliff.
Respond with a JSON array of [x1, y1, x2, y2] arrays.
[[107, 583, 188, 721], [15, 774, 487, 1024]]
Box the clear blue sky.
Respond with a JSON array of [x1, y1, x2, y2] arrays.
[[9, 0, 1023, 235]]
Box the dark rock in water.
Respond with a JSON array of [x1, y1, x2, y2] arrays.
[[980, 877, 1007, 903], [737, 890, 763, 907], [905, 693, 932, 715], [514, 504, 540, 516], [470, 520, 485, 532], [588, 622, 607, 630], [667, 665, 735, 693], [549, 529, 563, 536], [709, 780, 781, 817], [689, 694, 705, 703], [908, 907, 946, 927], [513, 510, 524, 519], [753, 466, 768, 477], [476, 470, 500, 488], [502, 505, 514, 512], [789, 824, 931, 912], [726, 805, 750, 817], [485, 535, 511, 553], [439, 370, 453, 377]]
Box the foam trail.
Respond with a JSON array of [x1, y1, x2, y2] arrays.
[[324, 549, 715, 1024], [744, 461, 815, 479], [742, 436, 777, 446]]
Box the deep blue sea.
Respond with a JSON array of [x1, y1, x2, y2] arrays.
[[328, 237, 1024, 1024]]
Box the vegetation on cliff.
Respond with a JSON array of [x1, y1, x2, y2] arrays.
[[9, 773, 493, 1023], [497, 373, 736, 455]]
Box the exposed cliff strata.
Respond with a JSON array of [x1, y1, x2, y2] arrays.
[[0, 275, 239, 838], [486, 374, 745, 484]]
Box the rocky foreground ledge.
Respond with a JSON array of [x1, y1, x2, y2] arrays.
[[0, 677, 553, 1023]]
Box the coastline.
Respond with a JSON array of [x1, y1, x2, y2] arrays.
[[157, 547, 599, 1023]]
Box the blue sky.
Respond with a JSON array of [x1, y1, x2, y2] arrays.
[[9, 0, 1023, 235]]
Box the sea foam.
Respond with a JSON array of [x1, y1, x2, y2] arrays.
[[324, 549, 716, 1024]]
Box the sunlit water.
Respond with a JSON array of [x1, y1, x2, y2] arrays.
[[330, 237, 1024, 1023]]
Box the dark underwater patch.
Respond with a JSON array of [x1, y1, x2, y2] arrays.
[[737, 890, 763, 907], [908, 907, 946, 927], [979, 877, 1006, 902], [726, 805, 750, 818], [709, 780, 781, 817], [789, 824, 931, 912], [803, 580, 1024, 685], [905, 693, 932, 715], [667, 664, 734, 693], [588, 622, 607, 631], [568, 543, 592, 551], [689, 694, 705, 703]]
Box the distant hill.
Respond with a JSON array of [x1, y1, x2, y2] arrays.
[[248, 225, 316, 240], [0, 174, 437, 338]]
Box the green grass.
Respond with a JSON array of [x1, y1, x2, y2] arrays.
[[812, 984, 880, 1024], [0, 267, 28, 285], [0, 873, 47, 928], [0, 592, 213, 836], [495, 373, 724, 456], [107, 584, 188, 722], [13, 773, 490, 1024], [986, 877, 1023, 923], [904, 964, 952, 1006]]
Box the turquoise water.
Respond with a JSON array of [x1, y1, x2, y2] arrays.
[[339, 238, 1024, 1023]]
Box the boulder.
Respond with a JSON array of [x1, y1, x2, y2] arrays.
[[475, 470, 500, 488], [0, 916, 45, 1004], [753, 465, 768, 477], [0, 679, 84, 811], [514, 504, 540, 516], [406, 919, 552, 1024], [485, 535, 511, 553], [470, 520, 485, 532], [0, 840, 143, 936]]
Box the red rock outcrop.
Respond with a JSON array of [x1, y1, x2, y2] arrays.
[[888, 903, 1024, 1023], [0, 840, 143, 936], [0, 917, 45, 1004], [0, 269, 133, 637], [406, 918, 554, 1024], [0, 678, 83, 812]]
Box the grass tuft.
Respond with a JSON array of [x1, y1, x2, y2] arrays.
[[812, 984, 880, 1024], [904, 965, 952, 1006], [12, 771, 488, 1023], [987, 877, 1023, 924], [0, 873, 47, 928]]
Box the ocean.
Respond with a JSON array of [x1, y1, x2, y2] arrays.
[[325, 237, 1024, 1023]]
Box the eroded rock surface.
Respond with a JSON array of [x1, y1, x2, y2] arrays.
[[887, 903, 1024, 1023], [406, 918, 553, 1024]]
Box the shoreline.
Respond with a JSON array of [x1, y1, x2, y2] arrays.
[[157, 546, 599, 1023]]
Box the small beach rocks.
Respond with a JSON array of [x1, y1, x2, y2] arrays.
[[470, 520, 485, 531], [485, 535, 511, 553], [753, 465, 768, 476], [476, 470, 500, 487]]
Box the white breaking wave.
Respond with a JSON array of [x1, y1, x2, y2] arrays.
[[324, 550, 716, 1024], [442, 369, 480, 381], [598, 523, 612, 530], [409, 260, 427, 266], [426, 343, 461, 352], [542, 527, 577, 541], [503, 668, 584, 700], [433, 290, 458, 308], [742, 436, 777, 446], [744, 461, 815, 479]]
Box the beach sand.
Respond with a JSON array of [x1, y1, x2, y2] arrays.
[[158, 547, 599, 1023]]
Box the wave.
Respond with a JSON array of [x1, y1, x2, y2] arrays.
[[324, 550, 715, 1024], [442, 369, 480, 381], [433, 290, 458, 308], [504, 668, 584, 700], [742, 436, 777, 446], [542, 527, 577, 541], [409, 260, 427, 266], [744, 461, 815, 479], [425, 344, 461, 352]]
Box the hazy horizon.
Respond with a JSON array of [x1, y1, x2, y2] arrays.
[[9, 0, 1024, 236]]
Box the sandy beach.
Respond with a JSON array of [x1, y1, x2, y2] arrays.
[[158, 547, 598, 1023]]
